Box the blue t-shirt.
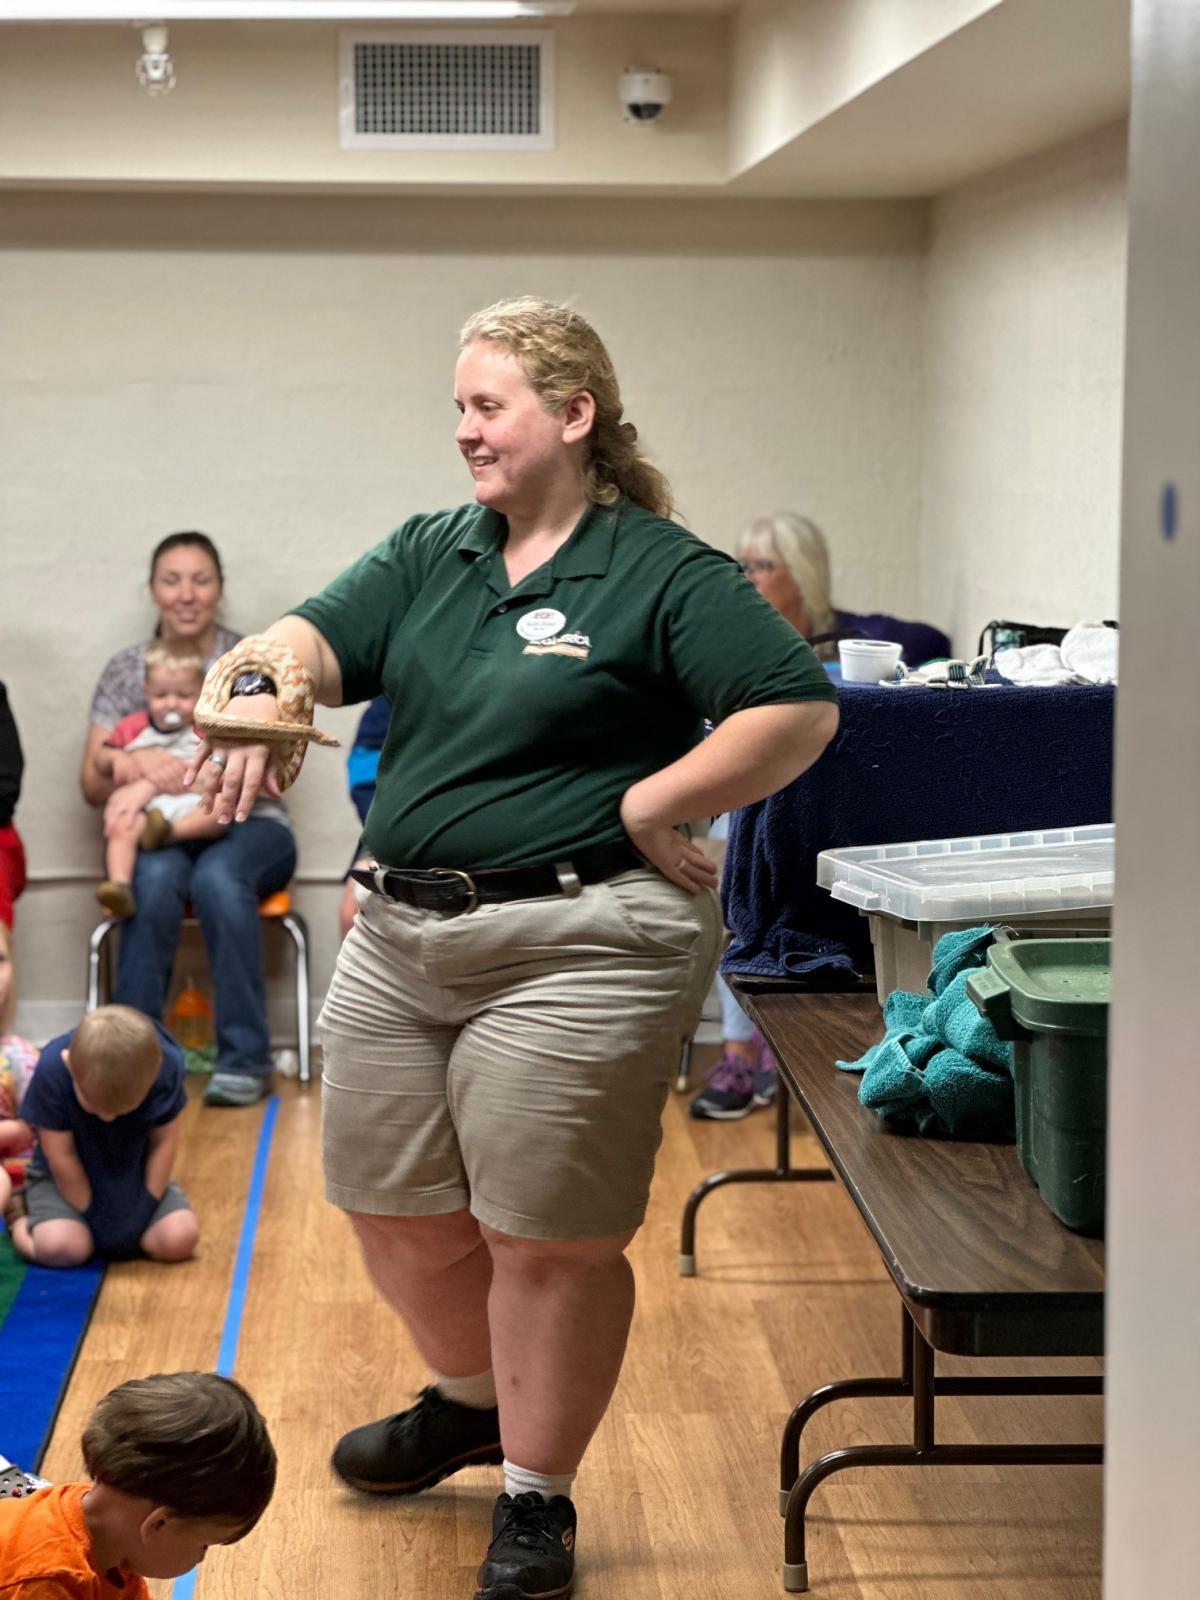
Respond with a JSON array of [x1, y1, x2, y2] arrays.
[[348, 694, 391, 824], [20, 1021, 186, 1256]]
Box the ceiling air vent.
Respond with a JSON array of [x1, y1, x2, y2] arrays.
[[340, 30, 555, 152]]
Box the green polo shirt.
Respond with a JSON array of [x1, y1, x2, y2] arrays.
[[291, 495, 836, 869]]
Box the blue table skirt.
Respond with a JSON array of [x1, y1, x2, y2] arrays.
[[722, 681, 1115, 982]]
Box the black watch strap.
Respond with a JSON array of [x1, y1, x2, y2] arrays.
[[230, 671, 277, 698]]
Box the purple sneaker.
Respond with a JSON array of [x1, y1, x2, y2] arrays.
[[689, 1051, 758, 1120]]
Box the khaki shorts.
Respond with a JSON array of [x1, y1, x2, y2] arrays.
[[319, 868, 721, 1240]]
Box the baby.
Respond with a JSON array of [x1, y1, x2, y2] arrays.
[[0, 1370, 276, 1595], [96, 640, 225, 919]]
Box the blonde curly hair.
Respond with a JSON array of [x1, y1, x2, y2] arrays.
[[459, 296, 675, 520]]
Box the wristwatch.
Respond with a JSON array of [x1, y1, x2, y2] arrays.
[[230, 671, 277, 698]]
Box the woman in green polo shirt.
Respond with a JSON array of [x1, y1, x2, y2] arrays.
[[188, 296, 838, 1599]]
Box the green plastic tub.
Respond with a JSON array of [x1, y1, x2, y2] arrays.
[[966, 938, 1111, 1236]]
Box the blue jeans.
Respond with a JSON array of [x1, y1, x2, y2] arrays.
[[114, 818, 298, 1080]]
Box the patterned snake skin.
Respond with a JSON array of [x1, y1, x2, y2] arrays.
[[195, 634, 340, 790]]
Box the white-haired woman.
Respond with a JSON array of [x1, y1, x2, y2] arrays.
[[186, 298, 839, 1598], [690, 510, 949, 1121], [738, 510, 950, 664]]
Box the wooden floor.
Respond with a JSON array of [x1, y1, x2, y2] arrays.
[[43, 1046, 1103, 1599]]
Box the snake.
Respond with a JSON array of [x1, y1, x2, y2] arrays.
[[194, 635, 340, 791]]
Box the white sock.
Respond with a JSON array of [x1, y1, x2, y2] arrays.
[[503, 1458, 576, 1503], [432, 1369, 497, 1410]]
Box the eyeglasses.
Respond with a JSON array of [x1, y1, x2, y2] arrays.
[[738, 559, 777, 576]]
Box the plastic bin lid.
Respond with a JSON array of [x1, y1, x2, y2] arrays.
[[984, 937, 1112, 1033], [817, 823, 1114, 923]]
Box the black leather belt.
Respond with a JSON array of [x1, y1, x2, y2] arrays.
[[350, 841, 642, 916]]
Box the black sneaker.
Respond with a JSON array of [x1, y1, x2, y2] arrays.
[[331, 1386, 503, 1494], [475, 1492, 577, 1600]]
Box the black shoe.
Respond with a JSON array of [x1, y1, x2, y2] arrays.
[[475, 1492, 577, 1600], [331, 1386, 503, 1495]]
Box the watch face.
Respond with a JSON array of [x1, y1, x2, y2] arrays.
[[233, 671, 274, 696]]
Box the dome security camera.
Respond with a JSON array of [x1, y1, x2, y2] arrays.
[[618, 68, 673, 123]]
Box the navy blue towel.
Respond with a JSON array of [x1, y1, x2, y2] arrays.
[[722, 681, 1115, 981]]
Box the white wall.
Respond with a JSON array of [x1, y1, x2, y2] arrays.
[[1105, 0, 1200, 1590], [1, 190, 925, 1031], [920, 121, 1128, 652]]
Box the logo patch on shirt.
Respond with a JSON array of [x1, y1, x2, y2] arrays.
[[522, 631, 591, 661]]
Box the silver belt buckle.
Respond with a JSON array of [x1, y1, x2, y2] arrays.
[[554, 861, 583, 898]]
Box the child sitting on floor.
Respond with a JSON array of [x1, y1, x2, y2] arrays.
[[0, 1369, 276, 1595], [8, 1005, 198, 1268], [95, 640, 225, 920], [0, 920, 37, 1221]]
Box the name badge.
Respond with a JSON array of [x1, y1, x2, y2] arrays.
[[516, 607, 567, 642]]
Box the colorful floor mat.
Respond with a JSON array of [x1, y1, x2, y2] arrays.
[[0, 1233, 104, 1470]]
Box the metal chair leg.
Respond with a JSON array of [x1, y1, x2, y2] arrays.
[[674, 1033, 694, 1093], [87, 917, 118, 1010], [280, 911, 312, 1085]]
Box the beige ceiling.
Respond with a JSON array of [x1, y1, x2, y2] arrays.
[[731, 0, 1131, 198]]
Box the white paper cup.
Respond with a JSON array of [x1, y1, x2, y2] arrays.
[[838, 639, 903, 683]]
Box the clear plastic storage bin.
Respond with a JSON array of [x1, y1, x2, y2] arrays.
[[817, 824, 1114, 1003]]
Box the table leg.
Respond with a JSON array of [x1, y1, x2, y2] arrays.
[[779, 1304, 915, 1511], [680, 1088, 834, 1276], [780, 1311, 1103, 1592]]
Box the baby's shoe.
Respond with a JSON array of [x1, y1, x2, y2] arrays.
[[140, 809, 174, 851], [96, 881, 136, 919]]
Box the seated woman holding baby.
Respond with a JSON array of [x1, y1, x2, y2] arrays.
[[79, 532, 296, 1108]]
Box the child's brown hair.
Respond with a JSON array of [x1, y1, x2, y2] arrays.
[[69, 1005, 162, 1118], [82, 1371, 276, 1529]]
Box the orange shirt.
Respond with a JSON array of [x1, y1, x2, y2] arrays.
[[0, 1484, 150, 1600]]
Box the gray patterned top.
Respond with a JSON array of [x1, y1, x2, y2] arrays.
[[89, 625, 242, 729]]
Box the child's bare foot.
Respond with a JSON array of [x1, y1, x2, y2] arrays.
[[140, 808, 174, 851], [96, 880, 136, 918]]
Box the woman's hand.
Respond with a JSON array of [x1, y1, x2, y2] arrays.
[[620, 787, 719, 895], [185, 694, 282, 825]]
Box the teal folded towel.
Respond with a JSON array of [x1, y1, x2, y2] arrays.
[[837, 925, 1014, 1139]]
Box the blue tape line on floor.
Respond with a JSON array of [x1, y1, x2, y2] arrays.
[[175, 1093, 279, 1600]]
